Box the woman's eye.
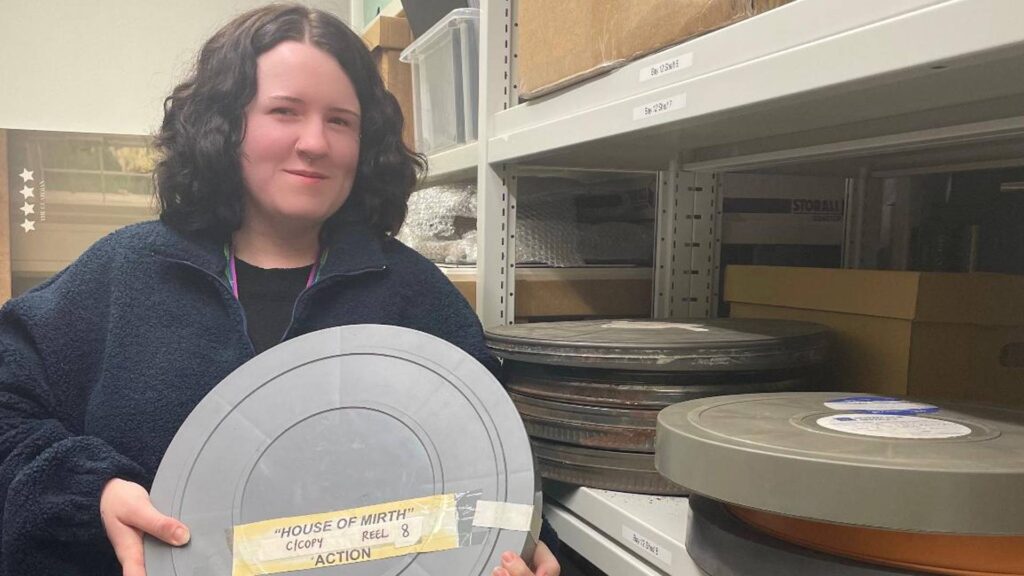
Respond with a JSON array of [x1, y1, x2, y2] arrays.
[[329, 117, 351, 127], [271, 108, 297, 116]]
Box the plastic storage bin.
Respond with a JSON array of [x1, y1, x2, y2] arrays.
[[399, 8, 479, 155]]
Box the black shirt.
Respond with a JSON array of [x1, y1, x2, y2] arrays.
[[234, 258, 313, 354]]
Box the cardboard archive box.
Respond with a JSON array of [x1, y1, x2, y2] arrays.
[[445, 268, 652, 320], [517, 0, 791, 100], [362, 16, 415, 148], [724, 265, 1024, 407]]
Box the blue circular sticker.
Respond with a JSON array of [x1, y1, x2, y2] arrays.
[[823, 396, 940, 415]]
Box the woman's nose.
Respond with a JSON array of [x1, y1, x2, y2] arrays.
[[295, 121, 329, 158]]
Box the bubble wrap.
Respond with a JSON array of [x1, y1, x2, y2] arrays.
[[403, 239, 474, 264], [398, 184, 477, 241], [451, 230, 478, 264], [397, 181, 654, 267], [516, 193, 585, 267], [399, 184, 479, 264]]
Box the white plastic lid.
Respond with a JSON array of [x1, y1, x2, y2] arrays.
[[400, 8, 480, 63]]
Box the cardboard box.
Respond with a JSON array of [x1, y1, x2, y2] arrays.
[[725, 265, 1024, 407], [445, 268, 652, 320], [362, 16, 415, 148], [517, 0, 790, 100]]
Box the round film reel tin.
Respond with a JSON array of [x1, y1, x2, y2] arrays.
[[486, 319, 830, 372], [145, 325, 540, 576], [532, 438, 686, 496], [510, 392, 658, 452], [657, 392, 1024, 534], [504, 361, 823, 408]]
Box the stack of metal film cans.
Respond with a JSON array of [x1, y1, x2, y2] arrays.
[[485, 319, 831, 495]]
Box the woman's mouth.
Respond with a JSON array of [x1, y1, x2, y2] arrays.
[[284, 169, 328, 181]]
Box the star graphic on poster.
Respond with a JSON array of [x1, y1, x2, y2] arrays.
[[20, 203, 35, 216], [20, 219, 35, 233], [19, 186, 34, 200], [19, 169, 34, 183]]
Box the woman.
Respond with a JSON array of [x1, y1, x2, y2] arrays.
[[0, 5, 559, 576]]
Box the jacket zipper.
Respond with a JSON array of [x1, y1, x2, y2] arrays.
[[280, 265, 387, 343], [159, 257, 257, 356]]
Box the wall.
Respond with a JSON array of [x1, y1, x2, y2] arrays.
[[0, 0, 353, 136]]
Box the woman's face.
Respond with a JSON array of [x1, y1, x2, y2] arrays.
[[239, 40, 361, 232]]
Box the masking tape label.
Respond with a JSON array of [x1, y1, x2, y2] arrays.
[[472, 501, 534, 531], [602, 321, 708, 332], [231, 493, 459, 576]]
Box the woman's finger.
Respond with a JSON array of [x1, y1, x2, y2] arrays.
[[531, 541, 560, 576], [106, 519, 146, 576], [122, 496, 190, 546], [495, 550, 534, 576]]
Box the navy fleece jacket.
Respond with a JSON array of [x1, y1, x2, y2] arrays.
[[0, 220, 553, 575]]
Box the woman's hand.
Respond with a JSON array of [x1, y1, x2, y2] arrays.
[[100, 478, 191, 576], [492, 541, 560, 576]]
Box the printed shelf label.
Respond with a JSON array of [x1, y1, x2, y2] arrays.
[[639, 53, 694, 83], [633, 93, 687, 121], [622, 525, 672, 566]]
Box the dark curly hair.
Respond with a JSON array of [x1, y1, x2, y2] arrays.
[[154, 3, 424, 240]]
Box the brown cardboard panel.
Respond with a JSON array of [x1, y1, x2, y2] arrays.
[[726, 266, 1024, 325], [0, 129, 10, 302], [907, 322, 972, 402], [730, 303, 910, 397], [909, 323, 1024, 407], [515, 277, 652, 318], [725, 265, 922, 320], [727, 266, 1024, 405], [978, 326, 1024, 407], [362, 15, 413, 51], [517, 0, 790, 100], [363, 16, 415, 149], [450, 277, 475, 309], [914, 272, 1024, 326], [449, 275, 652, 319], [373, 51, 415, 149]]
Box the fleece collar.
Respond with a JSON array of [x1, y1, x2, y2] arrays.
[[147, 220, 388, 280]]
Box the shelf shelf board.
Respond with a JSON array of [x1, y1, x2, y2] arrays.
[[439, 265, 654, 281], [420, 142, 478, 186], [489, 0, 1024, 172], [544, 483, 703, 576]]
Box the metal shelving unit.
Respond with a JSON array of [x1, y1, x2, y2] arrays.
[[472, 0, 1024, 323], [457, 0, 1024, 570]]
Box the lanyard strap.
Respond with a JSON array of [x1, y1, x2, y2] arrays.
[[223, 244, 328, 300]]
